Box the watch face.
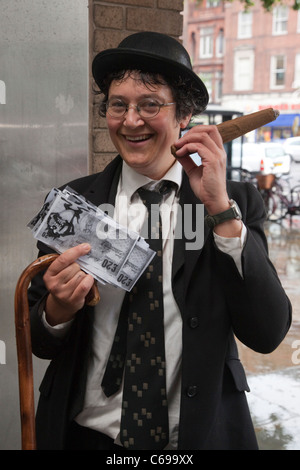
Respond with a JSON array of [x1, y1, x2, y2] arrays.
[[231, 200, 242, 219]]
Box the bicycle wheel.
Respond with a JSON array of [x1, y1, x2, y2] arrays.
[[288, 185, 300, 217], [267, 191, 286, 221], [260, 186, 286, 221]]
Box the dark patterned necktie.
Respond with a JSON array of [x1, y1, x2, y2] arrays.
[[101, 182, 173, 449]]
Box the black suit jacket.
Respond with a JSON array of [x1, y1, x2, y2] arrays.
[[28, 156, 292, 450]]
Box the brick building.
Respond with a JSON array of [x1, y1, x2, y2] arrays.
[[183, 0, 300, 141], [183, 0, 225, 105]]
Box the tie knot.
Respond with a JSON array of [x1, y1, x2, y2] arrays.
[[137, 188, 162, 209], [137, 181, 176, 210]]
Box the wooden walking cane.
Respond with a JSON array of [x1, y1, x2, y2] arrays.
[[14, 107, 278, 450], [14, 253, 100, 450]]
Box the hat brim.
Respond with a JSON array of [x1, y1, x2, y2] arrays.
[[92, 48, 209, 106]]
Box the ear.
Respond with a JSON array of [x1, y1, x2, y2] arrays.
[[180, 114, 192, 129]]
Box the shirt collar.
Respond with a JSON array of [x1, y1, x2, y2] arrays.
[[120, 160, 183, 201]]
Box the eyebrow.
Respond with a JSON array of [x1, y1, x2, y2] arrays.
[[108, 93, 163, 101]]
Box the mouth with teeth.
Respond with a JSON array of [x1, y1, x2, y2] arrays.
[[125, 134, 152, 143]]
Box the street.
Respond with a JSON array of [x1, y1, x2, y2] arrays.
[[237, 161, 300, 450]]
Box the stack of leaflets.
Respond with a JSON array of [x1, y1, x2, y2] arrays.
[[28, 187, 155, 291]]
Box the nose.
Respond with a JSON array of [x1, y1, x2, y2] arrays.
[[123, 106, 144, 128]]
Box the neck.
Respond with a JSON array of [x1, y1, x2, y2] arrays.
[[136, 158, 177, 181]]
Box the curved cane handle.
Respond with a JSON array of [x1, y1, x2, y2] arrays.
[[14, 253, 100, 449]]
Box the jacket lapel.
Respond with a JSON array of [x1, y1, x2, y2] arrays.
[[81, 155, 123, 207], [172, 173, 211, 309]]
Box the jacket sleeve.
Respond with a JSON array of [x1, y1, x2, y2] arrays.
[[215, 181, 292, 353]]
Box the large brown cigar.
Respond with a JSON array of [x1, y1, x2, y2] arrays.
[[216, 107, 279, 143], [171, 108, 279, 155]]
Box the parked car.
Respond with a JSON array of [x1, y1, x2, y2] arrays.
[[231, 142, 291, 175], [283, 136, 300, 163]]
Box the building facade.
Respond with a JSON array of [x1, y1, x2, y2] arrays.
[[183, 0, 300, 141], [184, 0, 225, 105]]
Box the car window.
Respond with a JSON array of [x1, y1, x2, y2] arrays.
[[265, 147, 285, 158], [289, 141, 300, 146]]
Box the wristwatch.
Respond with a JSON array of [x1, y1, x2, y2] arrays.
[[205, 199, 242, 229]]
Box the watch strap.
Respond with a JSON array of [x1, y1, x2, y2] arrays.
[[205, 200, 241, 229]]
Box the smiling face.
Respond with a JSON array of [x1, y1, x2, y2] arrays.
[[106, 72, 191, 180]]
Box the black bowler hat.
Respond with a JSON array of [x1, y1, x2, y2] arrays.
[[92, 31, 209, 105]]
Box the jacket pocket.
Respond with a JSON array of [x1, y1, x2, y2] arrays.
[[226, 358, 250, 392]]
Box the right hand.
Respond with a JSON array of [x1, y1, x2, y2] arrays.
[[43, 244, 95, 326]]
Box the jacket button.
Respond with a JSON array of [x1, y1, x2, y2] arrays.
[[189, 317, 199, 328], [187, 385, 197, 398]]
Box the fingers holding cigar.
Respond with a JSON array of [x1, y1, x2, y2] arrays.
[[171, 107, 279, 157]]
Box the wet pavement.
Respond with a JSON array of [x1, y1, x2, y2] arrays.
[[237, 217, 300, 450]]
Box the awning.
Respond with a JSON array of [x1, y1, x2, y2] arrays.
[[265, 113, 300, 127]]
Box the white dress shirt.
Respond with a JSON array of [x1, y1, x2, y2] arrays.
[[43, 160, 247, 449]]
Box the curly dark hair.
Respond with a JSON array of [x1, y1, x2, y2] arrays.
[[96, 69, 207, 123]]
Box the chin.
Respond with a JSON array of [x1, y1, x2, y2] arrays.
[[123, 153, 152, 168]]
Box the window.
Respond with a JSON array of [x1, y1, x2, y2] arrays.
[[215, 71, 223, 103], [234, 50, 254, 91], [294, 54, 300, 88], [270, 55, 286, 88], [238, 11, 253, 38], [200, 27, 214, 58], [272, 5, 288, 35], [297, 10, 300, 33], [216, 29, 224, 57], [190, 32, 196, 63], [206, 0, 221, 7], [200, 72, 213, 98]]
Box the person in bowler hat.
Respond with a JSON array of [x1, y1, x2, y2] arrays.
[[28, 32, 291, 450]]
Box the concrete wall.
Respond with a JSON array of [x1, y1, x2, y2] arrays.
[[0, 0, 89, 450]]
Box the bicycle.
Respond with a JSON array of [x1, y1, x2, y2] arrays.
[[229, 167, 300, 224], [256, 174, 300, 224]]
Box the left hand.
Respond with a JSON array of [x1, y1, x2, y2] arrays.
[[173, 124, 230, 215]]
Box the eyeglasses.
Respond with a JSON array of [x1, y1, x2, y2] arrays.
[[106, 98, 175, 119]]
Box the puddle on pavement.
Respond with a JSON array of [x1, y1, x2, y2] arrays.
[[247, 367, 300, 450], [237, 220, 300, 449], [237, 219, 300, 374], [265, 220, 300, 321], [237, 324, 300, 450]]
